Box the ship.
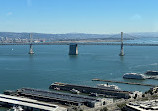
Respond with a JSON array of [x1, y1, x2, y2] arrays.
[[97, 83, 120, 90], [145, 70, 158, 75], [123, 73, 146, 80]]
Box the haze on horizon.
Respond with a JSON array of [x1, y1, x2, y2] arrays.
[[0, 0, 158, 34]]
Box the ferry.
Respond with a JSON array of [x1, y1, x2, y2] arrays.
[[123, 73, 146, 80], [97, 83, 120, 90], [145, 70, 158, 75]]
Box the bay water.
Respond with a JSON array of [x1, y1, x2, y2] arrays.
[[0, 44, 158, 93]]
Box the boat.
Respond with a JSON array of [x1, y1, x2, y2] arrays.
[[145, 70, 158, 75], [123, 73, 146, 80], [97, 83, 120, 90], [70, 88, 80, 94]]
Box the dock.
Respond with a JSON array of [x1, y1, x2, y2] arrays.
[[92, 79, 157, 87]]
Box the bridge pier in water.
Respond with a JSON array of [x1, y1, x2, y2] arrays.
[[119, 32, 124, 56], [28, 44, 34, 54], [69, 43, 78, 55], [28, 34, 34, 54]]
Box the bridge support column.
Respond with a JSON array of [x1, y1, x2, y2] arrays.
[[28, 33, 34, 54], [69, 43, 78, 55], [28, 44, 34, 54], [119, 32, 124, 56]]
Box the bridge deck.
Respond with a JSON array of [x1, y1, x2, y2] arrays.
[[0, 42, 158, 46]]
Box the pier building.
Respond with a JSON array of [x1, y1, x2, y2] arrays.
[[10, 88, 112, 108]]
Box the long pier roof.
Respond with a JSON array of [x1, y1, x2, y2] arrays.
[[0, 94, 66, 111], [18, 88, 100, 103]]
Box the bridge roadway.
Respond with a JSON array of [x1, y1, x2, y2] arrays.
[[1, 42, 158, 46]]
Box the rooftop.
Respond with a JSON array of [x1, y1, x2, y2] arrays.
[[18, 88, 101, 103], [0, 94, 66, 111], [127, 99, 158, 110]]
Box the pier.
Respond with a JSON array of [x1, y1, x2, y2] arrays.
[[14, 88, 109, 108], [92, 79, 157, 87], [50, 82, 131, 99]]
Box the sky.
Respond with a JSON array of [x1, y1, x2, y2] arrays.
[[0, 0, 158, 34]]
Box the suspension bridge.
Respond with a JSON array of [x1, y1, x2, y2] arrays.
[[0, 32, 157, 55]]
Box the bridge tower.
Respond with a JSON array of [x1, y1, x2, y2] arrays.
[[69, 43, 78, 55], [28, 33, 34, 54], [119, 32, 124, 56]]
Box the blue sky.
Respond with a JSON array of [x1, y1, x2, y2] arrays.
[[0, 0, 158, 34]]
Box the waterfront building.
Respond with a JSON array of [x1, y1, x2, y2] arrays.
[[9, 88, 113, 108]]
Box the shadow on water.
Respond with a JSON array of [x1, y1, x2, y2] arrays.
[[120, 55, 124, 62], [28, 54, 35, 63], [69, 55, 78, 60], [29, 54, 34, 57]]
